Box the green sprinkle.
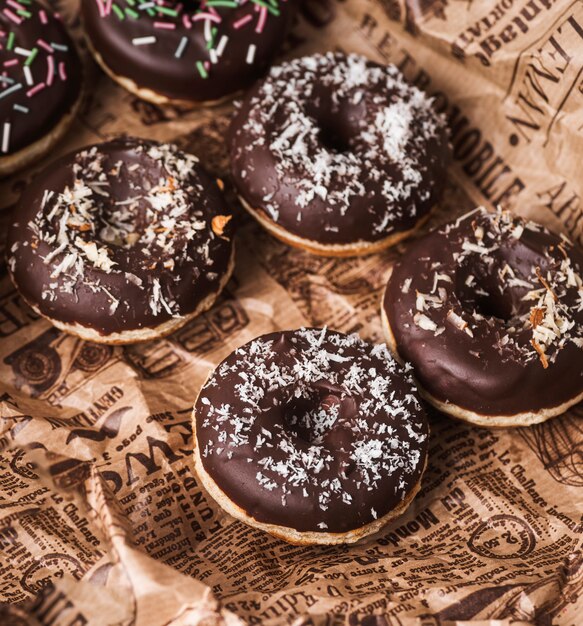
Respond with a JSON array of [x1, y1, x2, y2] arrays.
[[156, 6, 179, 16], [196, 61, 208, 79], [112, 4, 125, 20], [6, 32, 15, 52], [24, 47, 38, 66], [205, 0, 239, 7], [250, 0, 280, 15]]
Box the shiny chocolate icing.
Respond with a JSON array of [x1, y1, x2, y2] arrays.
[[195, 328, 429, 534], [81, 0, 294, 103], [383, 208, 583, 416], [0, 0, 82, 158], [229, 52, 450, 246], [7, 137, 233, 335]]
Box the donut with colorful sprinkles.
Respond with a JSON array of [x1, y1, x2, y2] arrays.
[[81, 0, 294, 105], [0, 0, 83, 175], [193, 327, 429, 545]]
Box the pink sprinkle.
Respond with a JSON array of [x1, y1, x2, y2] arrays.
[[58, 62, 67, 81], [46, 55, 55, 86], [27, 82, 46, 98], [4, 59, 19, 67], [39, 9, 48, 24], [3, 9, 22, 25], [154, 21, 176, 29], [7, 0, 26, 12], [256, 7, 267, 33], [37, 39, 54, 54], [233, 13, 253, 29], [182, 15, 191, 29], [192, 12, 221, 23]]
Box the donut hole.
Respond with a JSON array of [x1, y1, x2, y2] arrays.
[[94, 163, 163, 249], [308, 104, 358, 154], [472, 291, 513, 322], [456, 265, 514, 322], [316, 120, 352, 154], [283, 391, 342, 444], [97, 201, 142, 248]]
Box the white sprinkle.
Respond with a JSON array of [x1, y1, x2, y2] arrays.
[[23, 65, 33, 86], [175, 36, 188, 59], [204, 17, 212, 42], [216, 35, 228, 57], [2, 122, 10, 153], [133, 36, 157, 46], [246, 44, 256, 65]]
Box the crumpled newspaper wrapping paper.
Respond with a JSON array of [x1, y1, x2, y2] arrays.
[[0, 1, 582, 625]]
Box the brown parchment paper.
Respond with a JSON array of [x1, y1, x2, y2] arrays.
[[1, 1, 582, 625]]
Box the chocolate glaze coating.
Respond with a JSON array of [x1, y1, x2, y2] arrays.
[[195, 328, 429, 534], [7, 138, 233, 335], [384, 208, 583, 416], [82, 0, 294, 103], [0, 0, 82, 156], [229, 52, 450, 245]]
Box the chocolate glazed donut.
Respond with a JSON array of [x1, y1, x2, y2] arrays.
[[7, 138, 234, 344], [0, 0, 83, 175], [81, 0, 294, 105], [193, 328, 429, 545], [229, 52, 450, 257], [382, 207, 583, 428]]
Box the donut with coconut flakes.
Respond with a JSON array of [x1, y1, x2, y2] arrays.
[[7, 138, 234, 344], [382, 207, 583, 428], [193, 327, 429, 545], [229, 52, 450, 256]]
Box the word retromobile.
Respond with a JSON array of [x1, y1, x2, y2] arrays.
[[2, 1, 583, 547]]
